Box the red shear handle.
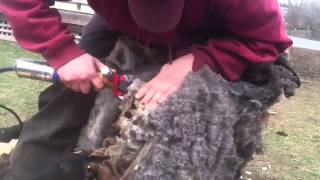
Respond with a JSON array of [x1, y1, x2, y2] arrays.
[[111, 73, 127, 96]]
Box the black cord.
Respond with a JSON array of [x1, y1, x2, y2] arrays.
[[0, 66, 16, 73], [0, 66, 23, 130], [0, 104, 23, 130], [0, 104, 23, 131]]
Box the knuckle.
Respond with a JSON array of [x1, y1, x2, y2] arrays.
[[76, 74, 87, 80], [63, 77, 73, 82], [142, 82, 151, 89]]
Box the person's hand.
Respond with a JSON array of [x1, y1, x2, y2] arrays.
[[135, 53, 195, 106], [56, 53, 105, 94]]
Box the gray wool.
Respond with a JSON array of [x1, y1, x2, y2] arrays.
[[77, 37, 300, 180], [122, 66, 273, 180]]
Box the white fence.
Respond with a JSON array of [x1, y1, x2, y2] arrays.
[[0, 18, 14, 42], [0, 1, 93, 42], [54, 0, 93, 14]]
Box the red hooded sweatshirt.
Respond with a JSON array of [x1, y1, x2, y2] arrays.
[[0, 0, 292, 80]]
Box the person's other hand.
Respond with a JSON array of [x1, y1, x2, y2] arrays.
[[135, 53, 194, 106], [56, 53, 105, 94]]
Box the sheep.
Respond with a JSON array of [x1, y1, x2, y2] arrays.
[[76, 37, 300, 180]]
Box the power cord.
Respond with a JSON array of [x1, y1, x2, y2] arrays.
[[0, 66, 24, 131], [0, 66, 16, 73], [0, 104, 23, 130]]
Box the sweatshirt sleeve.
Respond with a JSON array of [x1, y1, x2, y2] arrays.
[[191, 0, 292, 81], [0, 0, 85, 69]]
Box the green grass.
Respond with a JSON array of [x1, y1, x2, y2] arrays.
[[0, 40, 319, 179], [244, 81, 320, 180], [0, 40, 49, 126]]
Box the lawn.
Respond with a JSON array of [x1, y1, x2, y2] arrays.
[[0, 40, 49, 127], [0, 40, 319, 179], [244, 81, 320, 180]]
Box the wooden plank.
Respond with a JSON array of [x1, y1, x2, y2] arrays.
[[59, 10, 92, 26], [0, 11, 91, 42], [0, 35, 16, 42], [0, 10, 91, 27], [0, 23, 10, 27], [54, 1, 94, 14], [0, 29, 12, 33], [0, 10, 92, 25], [66, 1, 89, 6], [0, 22, 9, 26]]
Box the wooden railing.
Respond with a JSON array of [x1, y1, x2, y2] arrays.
[[0, 1, 93, 42], [0, 16, 15, 42], [53, 0, 94, 14]]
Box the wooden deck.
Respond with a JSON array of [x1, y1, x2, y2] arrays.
[[0, 1, 93, 42]]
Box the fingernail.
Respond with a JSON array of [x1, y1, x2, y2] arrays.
[[135, 94, 140, 99]]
